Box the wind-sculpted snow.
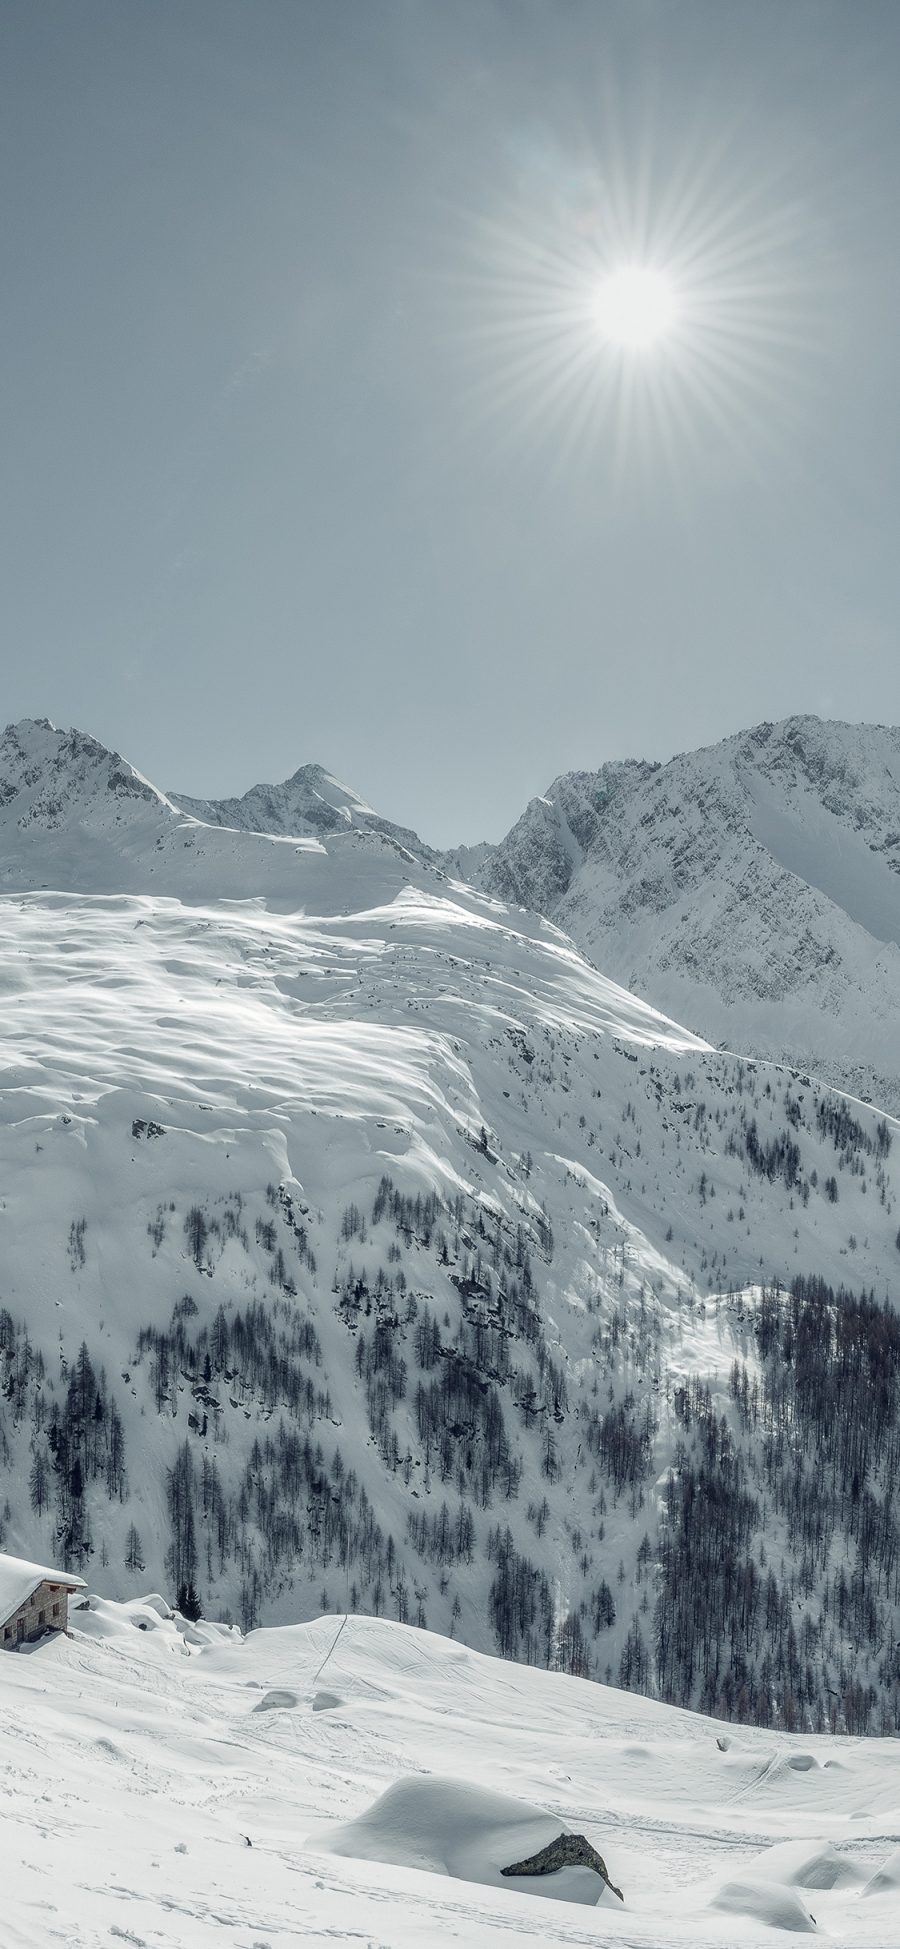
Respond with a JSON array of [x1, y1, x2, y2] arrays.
[[3, 715, 900, 1736], [316, 1775, 623, 1906], [3, 1609, 900, 1945]]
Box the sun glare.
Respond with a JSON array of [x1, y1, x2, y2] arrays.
[[592, 266, 679, 348], [451, 109, 821, 479]]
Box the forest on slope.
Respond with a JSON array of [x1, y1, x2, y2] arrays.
[[2, 719, 900, 1733]]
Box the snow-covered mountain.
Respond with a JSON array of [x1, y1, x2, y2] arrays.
[[162, 714, 900, 1112], [0, 716, 407, 908], [5, 1606, 900, 1946], [471, 716, 900, 1112], [170, 757, 437, 860], [3, 716, 900, 1737]]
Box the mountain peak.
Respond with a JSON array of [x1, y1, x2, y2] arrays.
[[169, 757, 433, 857], [0, 716, 444, 909], [471, 712, 900, 1108], [0, 717, 171, 820]]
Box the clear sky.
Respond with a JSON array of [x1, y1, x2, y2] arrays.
[[3, 0, 900, 842]]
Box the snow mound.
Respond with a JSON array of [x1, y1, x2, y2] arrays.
[[252, 1688, 301, 1713], [63, 1589, 235, 1655], [137, 1593, 174, 1619], [861, 1846, 900, 1897], [747, 1840, 865, 1890], [313, 1775, 622, 1907], [708, 1876, 819, 1931]]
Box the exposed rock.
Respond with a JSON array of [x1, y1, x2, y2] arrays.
[[464, 715, 900, 1111], [501, 1831, 623, 1900]]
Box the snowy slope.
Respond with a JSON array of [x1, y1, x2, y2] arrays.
[[3, 1607, 900, 1946], [3, 717, 900, 1735], [471, 717, 900, 1111]]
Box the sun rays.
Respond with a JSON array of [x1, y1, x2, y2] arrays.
[[443, 109, 826, 489]]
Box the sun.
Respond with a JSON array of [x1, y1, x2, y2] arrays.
[[592, 266, 679, 349], [449, 111, 821, 476]]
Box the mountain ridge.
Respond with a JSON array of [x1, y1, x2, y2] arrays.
[[155, 710, 900, 1109], [170, 757, 440, 863], [470, 713, 900, 1109]]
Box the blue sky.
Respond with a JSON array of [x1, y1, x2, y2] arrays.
[[3, 0, 900, 841]]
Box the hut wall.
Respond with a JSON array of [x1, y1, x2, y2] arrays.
[[1, 1580, 71, 1647]]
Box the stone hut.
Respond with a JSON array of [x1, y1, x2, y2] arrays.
[[0, 1551, 86, 1649]]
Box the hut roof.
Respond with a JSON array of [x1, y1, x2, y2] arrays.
[[0, 1551, 86, 1627]]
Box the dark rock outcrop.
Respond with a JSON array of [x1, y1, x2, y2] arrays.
[[501, 1831, 623, 1900]]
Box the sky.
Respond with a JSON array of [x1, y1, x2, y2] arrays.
[[2, 0, 900, 844]]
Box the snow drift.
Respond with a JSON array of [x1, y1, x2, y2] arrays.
[[314, 1775, 622, 1906]]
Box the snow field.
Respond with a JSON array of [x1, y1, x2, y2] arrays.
[[3, 1607, 900, 1946]]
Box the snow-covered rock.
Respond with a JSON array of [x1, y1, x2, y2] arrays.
[[315, 1776, 621, 1906], [170, 758, 436, 860], [471, 716, 900, 1110]]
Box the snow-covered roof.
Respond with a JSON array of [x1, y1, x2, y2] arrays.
[[0, 1552, 85, 1626]]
